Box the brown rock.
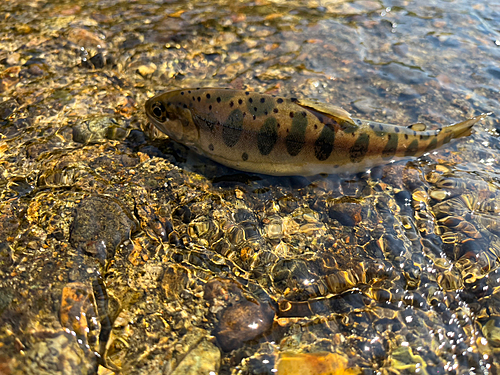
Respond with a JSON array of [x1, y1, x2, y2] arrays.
[[329, 202, 362, 226], [214, 299, 274, 351]]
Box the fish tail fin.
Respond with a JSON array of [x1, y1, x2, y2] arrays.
[[449, 113, 491, 139]]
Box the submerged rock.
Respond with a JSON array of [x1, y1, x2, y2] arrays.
[[69, 196, 137, 262]]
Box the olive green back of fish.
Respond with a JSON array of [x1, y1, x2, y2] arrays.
[[145, 88, 487, 176]]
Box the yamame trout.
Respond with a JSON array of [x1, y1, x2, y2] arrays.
[[145, 88, 488, 176]]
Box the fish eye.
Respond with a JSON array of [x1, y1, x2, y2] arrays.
[[151, 102, 166, 120]]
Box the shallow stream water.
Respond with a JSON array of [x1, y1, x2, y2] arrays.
[[1, 0, 500, 374]]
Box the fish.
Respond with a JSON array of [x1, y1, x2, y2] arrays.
[[145, 88, 489, 176]]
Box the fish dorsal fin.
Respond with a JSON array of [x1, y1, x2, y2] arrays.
[[295, 98, 357, 127], [408, 122, 427, 131]]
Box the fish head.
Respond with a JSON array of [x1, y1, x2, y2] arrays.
[[145, 91, 200, 147]]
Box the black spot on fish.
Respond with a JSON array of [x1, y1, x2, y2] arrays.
[[404, 140, 419, 156], [277, 98, 283, 104], [209, 143, 214, 151], [242, 152, 248, 161], [257, 117, 279, 155], [291, 98, 298, 102], [356, 119, 362, 125], [314, 124, 318, 129], [273, 108, 278, 113], [301, 111, 307, 117], [238, 99, 243, 105], [424, 138, 438, 152], [246, 94, 275, 116], [230, 101, 234, 107], [197, 97, 201, 102], [289, 112, 294, 118], [420, 133, 431, 141], [253, 115, 256, 120], [285, 113, 308, 156], [370, 124, 375, 129], [183, 104, 187, 109], [209, 105, 212, 110], [222, 109, 244, 147], [404, 134, 409, 140], [314, 123, 336, 161], [192, 96, 195, 101], [188, 90, 191, 94], [349, 133, 370, 163], [341, 122, 358, 134], [217, 97, 221, 103], [206, 93, 210, 99], [181, 91, 184, 95], [382, 133, 398, 159], [395, 127, 400, 133], [378, 124, 384, 131], [245, 91, 250, 95]]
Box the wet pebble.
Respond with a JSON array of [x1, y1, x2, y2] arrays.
[[162, 264, 191, 300], [81, 53, 106, 69], [214, 298, 274, 351], [277, 352, 358, 375], [27, 64, 44, 76], [204, 278, 275, 351], [381, 63, 429, 85], [482, 316, 500, 347], [172, 205, 192, 224], [137, 63, 157, 77], [69, 196, 137, 261], [170, 338, 221, 375], [264, 216, 284, 240], [0, 98, 19, 120], [72, 116, 128, 144], [486, 67, 500, 80], [329, 202, 362, 226], [6, 52, 21, 65], [12, 332, 95, 374], [352, 97, 379, 114], [59, 282, 95, 338], [67, 27, 106, 49], [0, 66, 20, 92]]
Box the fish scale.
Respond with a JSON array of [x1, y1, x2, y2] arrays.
[[145, 88, 488, 176]]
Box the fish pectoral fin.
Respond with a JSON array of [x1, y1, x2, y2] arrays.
[[407, 122, 427, 131], [296, 98, 357, 127]]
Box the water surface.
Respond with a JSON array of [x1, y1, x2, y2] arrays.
[[0, 0, 500, 374]]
